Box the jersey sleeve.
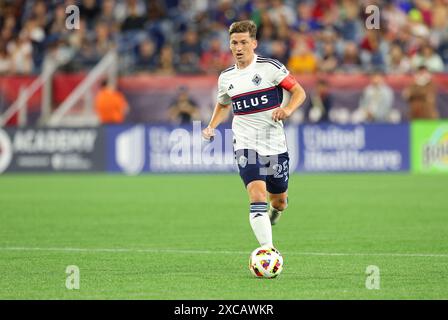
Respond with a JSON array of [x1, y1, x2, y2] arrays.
[[267, 60, 290, 86], [217, 73, 231, 106]]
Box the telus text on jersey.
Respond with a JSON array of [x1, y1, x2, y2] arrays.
[[232, 95, 269, 110]]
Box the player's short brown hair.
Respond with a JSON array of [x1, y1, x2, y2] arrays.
[[229, 20, 257, 39]]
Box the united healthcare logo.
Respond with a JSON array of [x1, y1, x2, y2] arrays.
[[422, 126, 448, 169], [0, 129, 12, 173]]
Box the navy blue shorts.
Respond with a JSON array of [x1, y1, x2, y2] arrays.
[[235, 149, 290, 194]]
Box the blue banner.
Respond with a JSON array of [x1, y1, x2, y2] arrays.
[[106, 123, 409, 174], [106, 123, 238, 174], [297, 124, 410, 172]]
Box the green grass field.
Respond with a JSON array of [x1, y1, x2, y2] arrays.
[[0, 174, 447, 299]]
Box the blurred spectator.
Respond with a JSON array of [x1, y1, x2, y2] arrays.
[[2, 12, 19, 36], [97, 0, 121, 34], [94, 21, 115, 58], [28, 0, 48, 30], [26, 17, 45, 43], [7, 32, 34, 74], [268, 0, 296, 27], [115, 0, 147, 24], [249, 0, 268, 27], [339, 42, 362, 73], [359, 30, 388, 72], [121, 1, 147, 32], [47, 4, 71, 37], [308, 78, 333, 123], [355, 72, 395, 123], [287, 34, 317, 74], [79, 0, 100, 29], [177, 29, 202, 74], [408, 6, 430, 39], [386, 43, 412, 74], [382, 2, 408, 38], [210, 0, 238, 28], [255, 12, 274, 57], [311, 0, 336, 23], [432, 0, 448, 29], [394, 25, 419, 57], [0, 43, 12, 75], [135, 38, 158, 72], [410, 43, 445, 72], [24, 17, 46, 70], [146, 0, 167, 23], [1, 15, 17, 59], [77, 39, 98, 67], [270, 39, 289, 65], [315, 28, 341, 70], [144, 0, 170, 51], [168, 86, 200, 125], [95, 79, 129, 124], [336, 0, 362, 42], [199, 37, 232, 74], [413, 0, 432, 27], [295, 1, 321, 32], [275, 19, 291, 42], [431, 0, 448, 47], [317, 42, 338, 73], [156, 44, 176, 75], [68, 18, 88, 56], [69, 19, 113, 68], [257, 10, 275, 41], [403, 66, 438, 119]]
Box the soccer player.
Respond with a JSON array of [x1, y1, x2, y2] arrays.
[[202, 20, 306, 249]]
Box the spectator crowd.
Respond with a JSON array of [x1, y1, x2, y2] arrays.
[[0, 0, 447, 76]]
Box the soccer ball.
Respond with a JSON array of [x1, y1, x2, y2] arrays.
[[249, 246, 283, 278]]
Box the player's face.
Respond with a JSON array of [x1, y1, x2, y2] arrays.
[[230, 32, 257, 67]]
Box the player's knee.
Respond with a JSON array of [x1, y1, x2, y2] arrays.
[[272, 198, 288, 211]]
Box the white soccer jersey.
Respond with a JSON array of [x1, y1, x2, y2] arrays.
[[217, 54, 291, 156]]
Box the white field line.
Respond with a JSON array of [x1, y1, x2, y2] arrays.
[[0, 246, 447, 258]]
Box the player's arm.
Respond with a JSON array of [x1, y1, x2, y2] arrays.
[[203, 73, 232, 140], [202, 102, 231, 140], [272, 74, 307, 122]]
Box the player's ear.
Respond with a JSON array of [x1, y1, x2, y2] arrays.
[[253, 39, 258, 50]]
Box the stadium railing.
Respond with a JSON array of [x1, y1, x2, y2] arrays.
[[0, 56, 60, 127], [47, 49, 118, 127]]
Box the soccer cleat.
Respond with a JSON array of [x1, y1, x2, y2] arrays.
[[268, 206, 282, 225]]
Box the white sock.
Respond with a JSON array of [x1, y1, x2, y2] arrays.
[[249, 202, 273, 247]]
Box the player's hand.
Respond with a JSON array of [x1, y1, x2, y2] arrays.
[[272, 108, 291, 122], [202, 126, 215, 141]]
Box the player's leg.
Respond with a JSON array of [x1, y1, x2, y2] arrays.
[[247, 180, 267, 203], [265, 152, 290, 225], [246, 180, 272, 247], [235, 149, 272, 247], [268, 191, 288, 225]]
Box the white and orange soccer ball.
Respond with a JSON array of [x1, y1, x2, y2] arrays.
[[249, 246, 283, 278]]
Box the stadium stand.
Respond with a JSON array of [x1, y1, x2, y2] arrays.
[[0, 0, 447, 125]]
